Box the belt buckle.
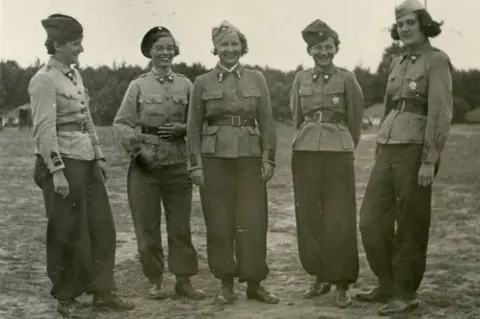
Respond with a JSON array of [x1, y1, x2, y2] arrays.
[[313, 111, 323, 123], [231, 116, 241, 127]]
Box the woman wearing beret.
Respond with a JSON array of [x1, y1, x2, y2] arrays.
[[290, 19, 364, 308], [113, 26, 204, 300], [29, 13, 134, 317], [357, 0, 453, 315], [186, 20, 279, 305]]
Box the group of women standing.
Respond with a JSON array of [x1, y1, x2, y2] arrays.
[[30, 0, 452, 317]]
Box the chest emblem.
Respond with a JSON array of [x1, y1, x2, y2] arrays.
[[409, 81, 417, 90], [332, 96, 340, 104]]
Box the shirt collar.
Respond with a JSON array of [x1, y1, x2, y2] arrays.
[[402, 39, 432, 63], [312, 65, 337, 82], [151, 67, 174, 82], [214, 63, 243, 82], [48, 57, 74, 74]]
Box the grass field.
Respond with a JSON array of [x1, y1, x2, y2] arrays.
[[0, 124, 479, 319]]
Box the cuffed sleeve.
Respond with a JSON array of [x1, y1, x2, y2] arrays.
[[422, 52, 453, 163], [255, 71, 277, 165], [345, 72, 364, 147], [29, 73, 65, 173], [113, 80, 143, 157], [186, 76, 205, 171], [290, 72, 304, 130]]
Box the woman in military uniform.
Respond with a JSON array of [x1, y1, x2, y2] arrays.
[[30, 14, 134, 317], [113, 26, 204, 300], [290, 19, 364, 308], [357, 0, 453, 316], [186, 20, 279, 305]]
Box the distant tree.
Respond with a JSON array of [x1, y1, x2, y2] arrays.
[[452, 97, 470, 124]]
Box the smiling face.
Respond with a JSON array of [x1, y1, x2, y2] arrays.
[[215, 32, 242, 68], [150, 36, 176, 68], [396, 12, 426, 47], [308, 37, 337, 68], [55, 38, 84, 65]]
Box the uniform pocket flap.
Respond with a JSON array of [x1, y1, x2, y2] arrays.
[[246, 126, 260, 135], [299, 87, 313, 96], [142, 94, 164, 104], [324, 87, 345, 95], [171, 94, 188, 104], [242, 89, 261, 98], [202, 91, 223, 100], [407, 72, 426, 81], [201, 125, 220, 135]]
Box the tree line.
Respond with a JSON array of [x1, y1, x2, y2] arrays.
[[1, 43, 479, 125]]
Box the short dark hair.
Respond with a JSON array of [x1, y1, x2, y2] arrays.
[[212, 31, 249, 56], [390, 9, 443, 40], [45, 39, 67, 54], [307, 36, 341, 54], [147, 34, 180, 57]]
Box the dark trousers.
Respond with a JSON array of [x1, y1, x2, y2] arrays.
[[33, 156, 117, 300], [359, 144, 432, 299], [127, 160, 198, 283], [200, 157, 269, 283], [292, 151, 359, 285]]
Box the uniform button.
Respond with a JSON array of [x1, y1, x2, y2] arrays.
[[81, 101, 85, 105], [80, 108, 85, 113], [78, 91, 82, 95], [73, 81, 78, 86], [165, 97, 170, 101]]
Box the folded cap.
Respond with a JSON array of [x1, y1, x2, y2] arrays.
[[140, 26, 173, 58], [212, 20, 240, 47], [395, 0, 425, 20], [301, 19, 338, 48], [41, 13, 83, 43]]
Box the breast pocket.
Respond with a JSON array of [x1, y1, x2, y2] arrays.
[[170, 94, 188, 122], [57, 92, 80, 113], [200, 126, 220, 155], [241, 89, 262, 110], [299, 86, 314, 112], [404, 73, 427, 100], [323, 87, 345, 108], [140, 94, 166, 126], [202, 91, 223, 114]]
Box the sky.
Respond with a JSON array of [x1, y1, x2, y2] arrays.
[[1, 0, 479, 72]]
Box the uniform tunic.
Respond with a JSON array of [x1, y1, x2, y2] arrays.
[[290, 66, 363, 283], [113, 70, 199, 281], [359, 40, 453, 298], [29, 57, 116, 300], [186, 64, 276, 283]]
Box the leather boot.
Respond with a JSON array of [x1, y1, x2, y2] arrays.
[[175, 275, 206, 299]]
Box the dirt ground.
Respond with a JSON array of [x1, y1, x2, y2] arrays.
[[0, 124, 479, 319]]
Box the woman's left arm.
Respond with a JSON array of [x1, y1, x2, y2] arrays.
[[344, 72, 365, 148]]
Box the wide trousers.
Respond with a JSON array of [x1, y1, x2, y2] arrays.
[[127, 160, 199, 283], [200, 157, 269, 283], [33, 156, 117, 300], [292, 151, 359, 284], [359, 144, 433, 299]]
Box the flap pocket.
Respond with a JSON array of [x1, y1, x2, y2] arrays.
[[142, 94, 164, 104], [201, 125, 220, 135], [202, 91, 223, 100], [407, 72, 426, 81], [242, 89, 261, 98], [58, 92, 75, 100], [324, 87, 345, 95], [171, 94, 188, 104], [299, 87, 313, 96]]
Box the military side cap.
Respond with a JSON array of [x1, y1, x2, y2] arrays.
[[141, 26, 173, 58], [212, 20, 240, 47], [395, 0, 425, 20], [41, 13, 83, 43], [301, 19, 338, 48]]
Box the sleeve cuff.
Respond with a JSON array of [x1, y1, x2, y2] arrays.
[[47, 151, 65, 173], [421, 142, 439, 163], [262, 149, 275, 165], [93, 145, 105, 161], [187, 154, 203, 171]]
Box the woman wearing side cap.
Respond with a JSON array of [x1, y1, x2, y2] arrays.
[[357, 0, 453, 315], [290, 19, 364, 308], [186, 20, 279, 305]]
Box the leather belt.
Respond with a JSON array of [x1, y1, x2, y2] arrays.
[[394, 100, 427, 116], [304, 111, 345, 124], [56, 121, 87, 133], [207, 115, 256, 127]]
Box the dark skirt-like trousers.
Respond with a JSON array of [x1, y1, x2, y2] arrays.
[[33, 156, 117, 300], [127, 160, 199, 283], [292, 151, 359, 285], [359, 144, 433, 299], [200, 157, 269, 283]]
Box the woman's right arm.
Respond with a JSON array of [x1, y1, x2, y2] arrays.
[[186, 76, 206, 172]]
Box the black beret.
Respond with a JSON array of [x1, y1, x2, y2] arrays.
[[141, 26, 173, 58], [41, 14, 83, 43]]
